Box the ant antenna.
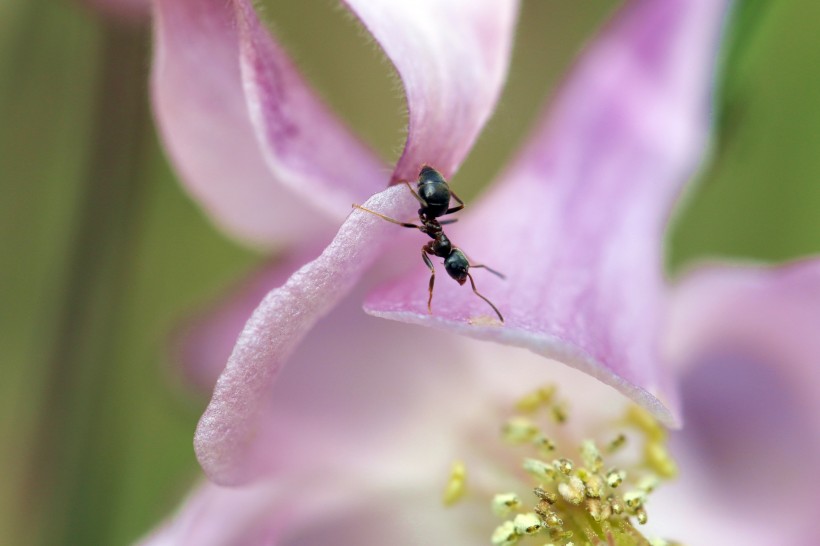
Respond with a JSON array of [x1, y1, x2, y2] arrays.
[[466, 272, 504, 322]]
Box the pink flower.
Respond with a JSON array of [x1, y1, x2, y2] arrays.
[[140, 0, 820, 543]]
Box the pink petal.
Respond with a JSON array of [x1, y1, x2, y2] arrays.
[[160, 294, 629, 543], [174, 254, 313, 394], [365, 0, 732, 426], [152, 0, 385, 247], [343, 0, 519, 182], [652, 260, 820, 543], [138, 476, 487, 546], [232, 0, 388, 211], [194, 185, 420, 485]]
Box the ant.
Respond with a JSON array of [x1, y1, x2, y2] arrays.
[[353, 165, 505, 322]]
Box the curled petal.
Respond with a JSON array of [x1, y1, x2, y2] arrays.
[[651, 260, 820, 543], [343, 0, 519, 182], [366, 0, 733, 426], [232, 0, 388, 213], [152, 0, 384, 246], [194, 185, 418, 485], [174, 254, 313, 394]]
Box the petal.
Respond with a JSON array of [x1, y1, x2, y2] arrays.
[[194, 185, 419, 485], [651, 260, 820, 543], [162, 286, 629, 543], [366, 0, 732, 426], [138, 477, 486, 546], [232, 0, 388, 210], [174, 254, 313, 394], [343, 0, 519, 182], [152, 0, 384, 247]]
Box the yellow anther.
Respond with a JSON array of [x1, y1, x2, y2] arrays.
[[626, 405, 666, 442], [607, 433, 627, 452], [523, 458, 557, 481], [635, 507, 648, 525], [606, 468, 625, 488], [624, 490, 646, 511], [543, 511, 563, 529], [515, 385, 556, 413], [645, 441, 678, 478], [580, 440, 603, 472], [582, 473, 605, 498], [492, 493, 522, 517], [533, 487, 557, 504], [442, 461, 467, 506], [638, 475, 660, 493], [533, 435, 556, 453], [503, 417, 540, 444], [610, 498, 624, 515], [513, 512, 543, 535], [554, 458, 573, 475], [585, 498, 611, 522], [558, 476, 586, 505], [491, 521, 519, 546], [550, 402, 569, 424]]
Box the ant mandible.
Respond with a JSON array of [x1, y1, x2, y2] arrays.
[[353, 165, 505, 322]]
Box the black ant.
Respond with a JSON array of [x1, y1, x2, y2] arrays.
[[353, 165, 505, 322]]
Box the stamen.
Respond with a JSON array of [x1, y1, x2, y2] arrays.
[[442, 461, 467, 506], [491, 521, 518, 546], [558, 476, 586, 505], [492, 493, 522, 517], [608, 433, 628, 453], [645, 441, 678, 478], [550, 402, 569, 424], [449, 384, 679, 545], [503, 417, 539, 444], [513, 512, 543, 535], [515, 386, 556, 413]]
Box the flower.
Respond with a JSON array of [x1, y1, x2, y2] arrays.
[[140, 0, 820, 543]]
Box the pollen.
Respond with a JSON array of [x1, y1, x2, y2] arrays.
[[493, 493, 523, 517], [476, 384, 680, 546], [513, 512, 543, 535], [491, 521, 518, 546]]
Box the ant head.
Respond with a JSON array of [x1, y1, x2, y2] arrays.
[[444, 249, 469, 284]]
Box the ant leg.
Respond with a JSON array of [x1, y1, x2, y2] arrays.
[[445, 189, 465, 215], [469, 263, 505, 280], [352, 204, 420, 229], [422, 247, 436, 314], [403, 181, 427, 207], [439, 218, 458, 226], [459, 247, 505, 279], [466, 272, 504, 323]]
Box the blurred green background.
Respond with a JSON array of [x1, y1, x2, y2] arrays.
[[1, 0, 817, 544]]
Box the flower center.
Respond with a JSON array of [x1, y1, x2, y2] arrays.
[[443, 385, 682, 546]]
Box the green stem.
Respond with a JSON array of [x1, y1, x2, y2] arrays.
[[22, 20, 151, 546]]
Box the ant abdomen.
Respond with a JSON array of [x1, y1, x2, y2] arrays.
[[417, 166, 451, 217]]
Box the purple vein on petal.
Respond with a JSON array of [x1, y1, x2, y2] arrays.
[[194, 185, 417, 485], [365, 0, 733, 426], [232, 0, 388, 214], [342, 0, 519, 182], [152, 0, 385, 247]]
